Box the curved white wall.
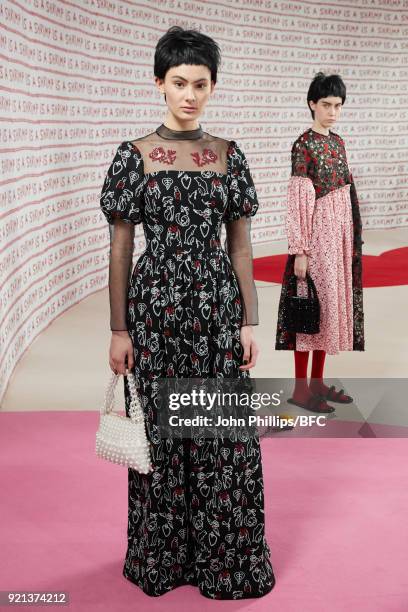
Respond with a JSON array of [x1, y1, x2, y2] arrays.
[[1, 0, 407, 401]]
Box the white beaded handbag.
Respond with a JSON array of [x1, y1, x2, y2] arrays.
[[95, 370, 153, 474]]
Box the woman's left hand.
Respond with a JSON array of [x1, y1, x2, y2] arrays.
[[239, 325, 259, 370]]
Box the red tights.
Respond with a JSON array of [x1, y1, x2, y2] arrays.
[[293, 350, 328, 402]]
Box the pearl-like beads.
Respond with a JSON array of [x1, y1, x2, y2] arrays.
[[95, 371, 153, 473]]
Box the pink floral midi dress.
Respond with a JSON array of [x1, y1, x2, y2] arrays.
[[275, 128, 365, 355]]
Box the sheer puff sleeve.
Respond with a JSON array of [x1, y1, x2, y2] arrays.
[[224, 141, 259, 326], [100, 142, 146, 332], [286, 140, 316, 255]]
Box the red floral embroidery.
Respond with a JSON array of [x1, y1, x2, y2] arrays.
[[149, 146, 176, 164], [292, 130, 354, 198], [227, 144, 235, 156], [191, 148, 218, 167]]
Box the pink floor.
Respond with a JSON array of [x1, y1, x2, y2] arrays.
[[1, 411, 407, 611]]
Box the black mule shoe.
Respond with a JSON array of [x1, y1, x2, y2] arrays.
[[287, 394, 336, 414]]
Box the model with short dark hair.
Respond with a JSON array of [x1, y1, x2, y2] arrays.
[[100, 26, 275, 599], [275, 72, 365, 411]]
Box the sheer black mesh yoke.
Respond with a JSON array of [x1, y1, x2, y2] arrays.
[[131, 129, 229, 174], [100, 127, 259, 331]]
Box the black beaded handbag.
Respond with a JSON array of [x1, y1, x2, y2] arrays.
[[283, 272, 320, 334]]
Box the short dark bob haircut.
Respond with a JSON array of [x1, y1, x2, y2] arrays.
[[154, 26, 221, 84], [307, 72, 346, 118]]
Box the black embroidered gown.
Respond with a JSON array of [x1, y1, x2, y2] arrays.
[[99, 123, 275, 599]]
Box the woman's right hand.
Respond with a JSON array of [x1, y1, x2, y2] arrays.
[[109, 331, 135, 375], [294, 253, 308, 279]]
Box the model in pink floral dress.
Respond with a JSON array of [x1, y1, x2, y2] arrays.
[[275, 128, 365, 355]]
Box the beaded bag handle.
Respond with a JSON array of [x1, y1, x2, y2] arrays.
[[289, 271, 318, 300], [102, 370, 145, 424]]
